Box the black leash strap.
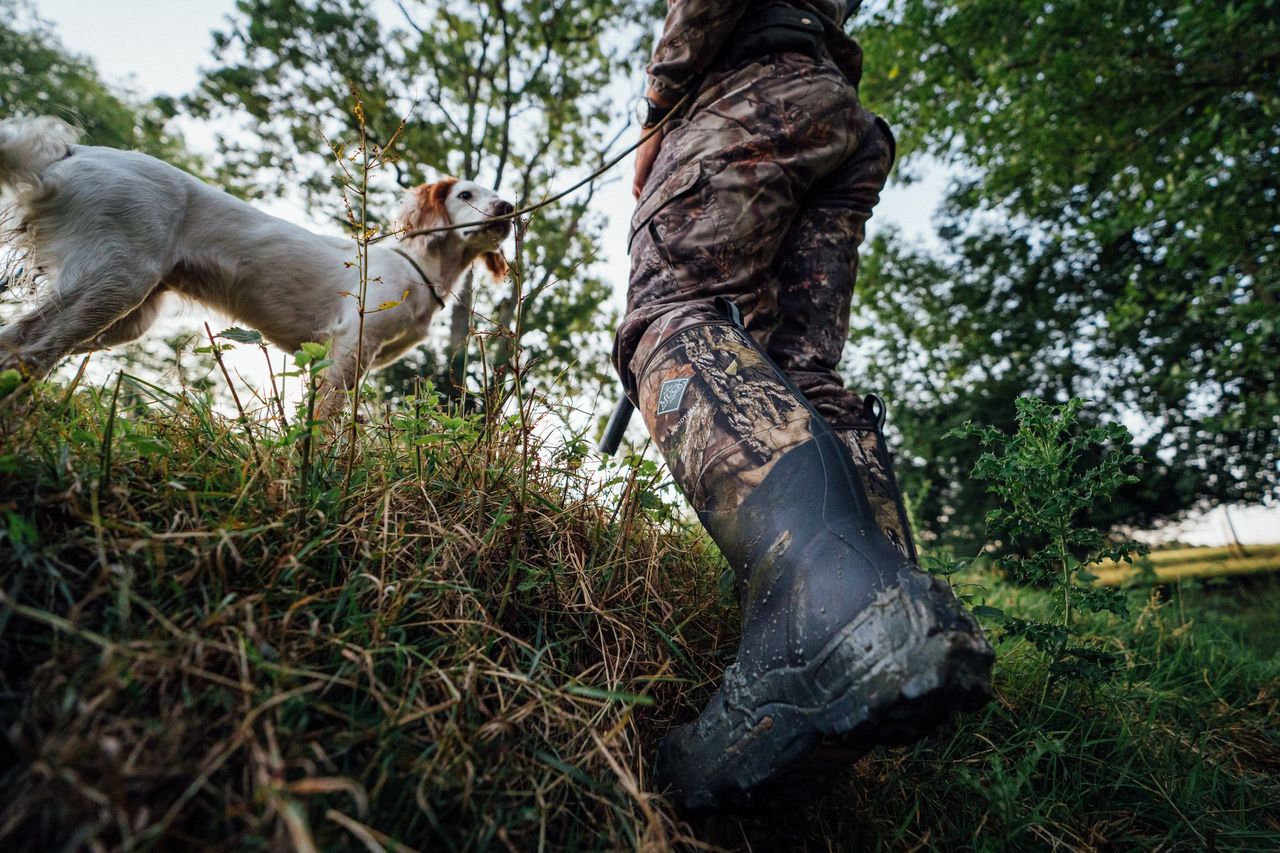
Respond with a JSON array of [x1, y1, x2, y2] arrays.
[[391, 247, 447, 309]]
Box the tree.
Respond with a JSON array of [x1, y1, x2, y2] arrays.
[[191, 0, 657, 403], [0, 0, 192, 167], [1, 0, 197, 370], [849, 0, 1279, 544]]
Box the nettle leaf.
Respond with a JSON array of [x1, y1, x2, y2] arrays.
[[922, 554, 970, 577], [218, 327, 264, 345], [1073, 585, 1130, 619]]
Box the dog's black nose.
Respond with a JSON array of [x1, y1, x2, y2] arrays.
[[494, 200, 515, 216]]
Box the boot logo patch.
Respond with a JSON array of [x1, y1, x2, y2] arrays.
[[655, 377, 691, 416]]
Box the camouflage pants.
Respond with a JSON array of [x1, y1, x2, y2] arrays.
[[615, 51, 917, 558], [616, 51, 893, 420]]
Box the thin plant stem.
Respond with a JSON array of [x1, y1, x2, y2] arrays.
[[96, 370, 123, 508], [203, 322, 262, 470], [342, 95, 372, 499], [261, 344, 288, 432]]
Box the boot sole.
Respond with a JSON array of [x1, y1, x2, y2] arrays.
[[657, 571, 994, 812]]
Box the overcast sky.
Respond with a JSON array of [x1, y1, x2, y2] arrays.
[[27, 0, 1278, 545]]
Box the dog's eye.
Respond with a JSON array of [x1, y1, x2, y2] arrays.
[[458, 191, 473, 201]]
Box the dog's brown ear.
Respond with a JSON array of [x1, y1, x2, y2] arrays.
[[427, 179, 455, 215], [481, 251, 509, 281], [402, 178, 458, 231]]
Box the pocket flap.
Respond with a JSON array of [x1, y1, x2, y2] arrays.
[[628, 160, 704, 253]]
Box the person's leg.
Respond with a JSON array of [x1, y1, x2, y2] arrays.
[[755, 111, 918, 560], [753, 110, 893, 425], [614, 54, 866, 395], [618, 58, 991, 813]]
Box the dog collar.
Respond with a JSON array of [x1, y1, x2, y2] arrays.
[[391, 247, 446, 309]]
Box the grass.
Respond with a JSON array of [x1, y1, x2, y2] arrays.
[[1, 375, 1278, 851], [1094, 555, 1280, 586]]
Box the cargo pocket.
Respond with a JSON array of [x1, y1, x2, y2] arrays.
[[628, 160, 705, 256]]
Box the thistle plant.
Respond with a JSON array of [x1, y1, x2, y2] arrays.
[[950, 396, 1148, 683]]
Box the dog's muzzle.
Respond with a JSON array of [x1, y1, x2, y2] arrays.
[[485, 200, 515, 237]]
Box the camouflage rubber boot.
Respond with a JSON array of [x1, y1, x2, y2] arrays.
[[635, 300, 993, 813]]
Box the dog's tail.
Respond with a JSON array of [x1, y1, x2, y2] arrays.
[[0, 116, 79, 190]]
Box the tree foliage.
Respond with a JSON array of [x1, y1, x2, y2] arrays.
[[191, 0, 657, 401], [0, 0, 192, 166], [852, 0, 1279, 543]]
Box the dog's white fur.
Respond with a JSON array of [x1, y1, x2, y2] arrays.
[[0, 116, 512, 411]]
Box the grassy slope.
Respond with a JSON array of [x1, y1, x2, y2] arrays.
[[1, 377, 1277, 851]]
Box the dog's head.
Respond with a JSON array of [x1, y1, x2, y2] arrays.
[[399, 178, 513, 280]]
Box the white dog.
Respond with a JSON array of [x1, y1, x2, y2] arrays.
[[0, 116, 512, 411]]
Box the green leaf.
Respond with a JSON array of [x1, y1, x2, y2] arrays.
[[217, 327, 264, 345], [972, 605, 1008, 623], [3, 510, 38, 549], [294, 341, 330, 367], [123, 434, 170, 455], [562, 683, 653, 706]]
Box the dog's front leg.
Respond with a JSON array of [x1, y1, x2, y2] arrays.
[[311, 379, 350, 422]]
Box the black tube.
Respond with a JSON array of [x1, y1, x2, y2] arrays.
[[598, 396, 635, 456]]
